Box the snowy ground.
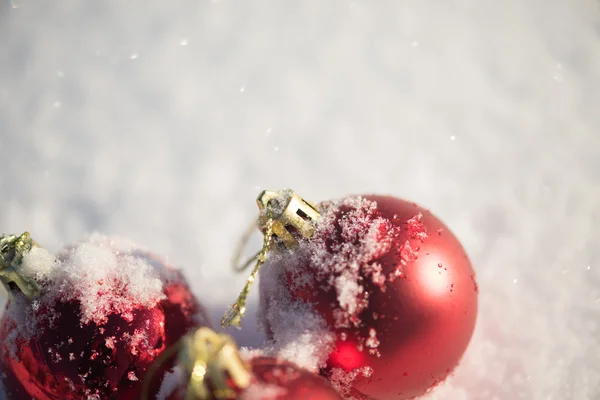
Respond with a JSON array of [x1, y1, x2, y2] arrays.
[[1, 1, 599, 399]]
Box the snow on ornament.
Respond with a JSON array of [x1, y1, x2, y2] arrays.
[[222, 190, 479, 400], [146, 327, 342, 400], [0, 232, 211, 400]]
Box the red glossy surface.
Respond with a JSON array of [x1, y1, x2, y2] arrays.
[[0, 253, 210, 400], [265, 195, 478, 400], [247, 357, 343, 400]]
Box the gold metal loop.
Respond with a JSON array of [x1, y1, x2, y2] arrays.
[[232, 218, 261, 274], [222, 217, 274, 329], [0, 232, 41, 299], [141, 328, 251, 400], [223, 189, 321, 329], [181, 328, 251, 399], [257, 189, 320, 248]]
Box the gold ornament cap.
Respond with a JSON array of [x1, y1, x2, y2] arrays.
[[179, 328, 251, 400], [256, 189, 320, 248], [0, 232, 41, 299], [222, 189, 321, 329]]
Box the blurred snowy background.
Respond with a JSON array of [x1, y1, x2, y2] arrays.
[[1, 0, 600, 399]]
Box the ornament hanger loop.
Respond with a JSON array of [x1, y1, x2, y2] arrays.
[[222, 216, 274, 328], [142, 330, 251, 400], [232, 189, 319, 274], [232, 219, 262, 274], [256, 189, 320, 248], [223, 189, 321, 329]]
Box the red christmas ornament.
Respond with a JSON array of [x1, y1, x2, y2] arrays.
[[0, 233, 210, 400], [247, 357, 343, 400], [169, 328, 342, 400], [223, 190, 478, 400]]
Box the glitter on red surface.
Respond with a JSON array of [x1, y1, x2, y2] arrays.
[[405, 213, 428, 241], [0, 239, 211, 400], [246, 357, 343, 400], [399, 240, 419, 266]]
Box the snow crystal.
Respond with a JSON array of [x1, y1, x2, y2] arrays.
[[308, 196, 395, 327], [1, 234, 168, 359], [127, 371, 138, 381], [365, 328, 380, 357], [104, 336, 115, 350], [259, 256, 336, 371], [329, 367, 374, 399], [41, 233, 165, 326], [19, 247, 57, 281], [258, 196, 400, 392], [65, 377, 76, 391], [123, 329, 153, 357], [334, 271, 363, 317], [259, 189, 294, 219], [239, 346, 265, 360]]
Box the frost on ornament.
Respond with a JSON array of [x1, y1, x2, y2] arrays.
[[258, 263, 336, 372], [257, 194, 478, 400], [0, 233, 210, 400], [258, 197, 392, 380]]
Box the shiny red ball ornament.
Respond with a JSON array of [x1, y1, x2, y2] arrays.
[[256, 192, 478, 400], [0, 233, 210, 400], [171, 328, 342, 400], [245, 357, 343, 400]]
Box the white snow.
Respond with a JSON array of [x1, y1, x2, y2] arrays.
[[280, 196, 395, 332], [19, 246, 57, 280], [329, 367, 374, 399], [43, 234, 165, 326], [258, 254, 336, 371], [258, 197, 412, 390], [2, 234, 167, 360], [127, 371, 139, 381], [1, 1, 600, 399], [156, 366, 184, 400]]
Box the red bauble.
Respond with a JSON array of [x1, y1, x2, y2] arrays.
[[242, 357, 343, 400], [260, 195, 478, 400], [0, 236, 210, 400]]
